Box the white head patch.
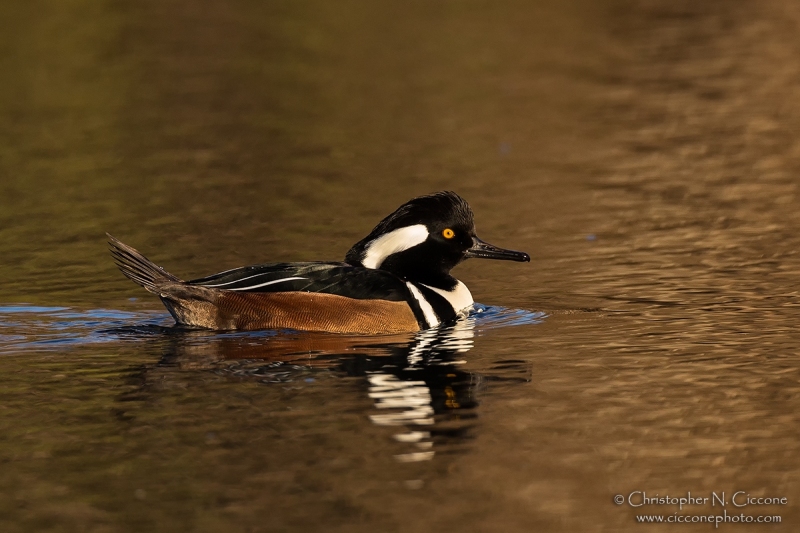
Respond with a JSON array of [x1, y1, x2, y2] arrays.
[[361, 224, 429, 269]]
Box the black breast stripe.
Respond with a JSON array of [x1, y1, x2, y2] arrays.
[[403, 287, 433, 330], [415, 284, 458, 325]]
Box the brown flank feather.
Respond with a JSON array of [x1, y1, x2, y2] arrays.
[[108, 234, 420, 334]]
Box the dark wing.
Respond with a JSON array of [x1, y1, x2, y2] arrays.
[[188, 262, 411, 302]]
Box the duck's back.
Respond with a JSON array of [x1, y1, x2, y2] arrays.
[[182, 262, 422, 333], [109, 235, 422, 333], [189, 262, 411, 301]]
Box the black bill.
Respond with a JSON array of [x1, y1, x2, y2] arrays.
[[464, 237, 530, 262]]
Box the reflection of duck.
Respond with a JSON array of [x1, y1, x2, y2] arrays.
[[119, 308, 542, 463], [366, 319, 478, 462], [109, 191, 529, 334]]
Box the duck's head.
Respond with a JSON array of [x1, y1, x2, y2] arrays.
[[345, 191, 530, 286]]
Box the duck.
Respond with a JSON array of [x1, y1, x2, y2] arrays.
[[109, 191, 529, 334]]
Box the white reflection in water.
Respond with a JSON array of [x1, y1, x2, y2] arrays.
[[368, 317, 477, 462], [368, 374, 434, 424]]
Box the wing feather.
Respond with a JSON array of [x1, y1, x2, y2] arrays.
[[189, 262, 411, 301]]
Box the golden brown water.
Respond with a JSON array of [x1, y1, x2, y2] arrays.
[[1, 1, 799, 531]]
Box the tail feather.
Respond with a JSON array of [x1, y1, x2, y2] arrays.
[[107, 234, 182, 293]]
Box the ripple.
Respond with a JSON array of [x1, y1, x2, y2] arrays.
[[0, 305, 168, 353], [0, 303, 545, 354], [471, 304, 547, 330]]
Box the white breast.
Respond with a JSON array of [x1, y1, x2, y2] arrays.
[[420, 280, 474, 315]]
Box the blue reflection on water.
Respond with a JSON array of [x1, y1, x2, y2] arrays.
[[0, 305, 168, 352], [0, 303, 545, 353]]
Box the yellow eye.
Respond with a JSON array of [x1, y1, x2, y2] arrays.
[[442, 228, 455, 239]]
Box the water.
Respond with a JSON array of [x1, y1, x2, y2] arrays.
[[2, 0, 799, 531]]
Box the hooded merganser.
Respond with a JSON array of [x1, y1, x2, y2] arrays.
[[109, 191, 530, 334]]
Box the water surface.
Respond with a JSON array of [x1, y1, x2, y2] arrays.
[[1, 0, 799, 531]]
